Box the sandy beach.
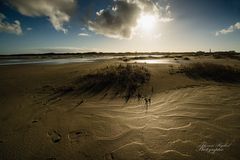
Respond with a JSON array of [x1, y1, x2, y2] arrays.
[[0, 54, 240, 160]]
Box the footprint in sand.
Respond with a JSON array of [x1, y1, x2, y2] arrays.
[[68, 129, 91, 141], [32, 116, 42, 124], [48, 130, 61, 143], [104, 153, 114, 160], [32, 119, 39, 123]]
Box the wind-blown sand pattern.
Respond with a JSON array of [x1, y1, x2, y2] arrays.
[[0, 55, 240, 160]]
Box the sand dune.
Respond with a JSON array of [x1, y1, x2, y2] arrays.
[[0, 56, 240, 160]]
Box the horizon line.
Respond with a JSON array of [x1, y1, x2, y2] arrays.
[[0, 50, 239, 56]]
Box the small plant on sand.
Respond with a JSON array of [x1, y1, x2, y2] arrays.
[[73, 64, 151, 102], [179, 63, 240, 83], [183, 57, 190, 60]]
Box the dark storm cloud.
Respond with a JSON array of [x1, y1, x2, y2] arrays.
[[88, 0, 141, 39], [87, 0, 173, 39]]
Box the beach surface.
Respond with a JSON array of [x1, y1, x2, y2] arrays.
[[0, 54, 240, 160]]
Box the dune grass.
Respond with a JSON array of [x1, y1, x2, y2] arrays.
[[183, 57, 190, 60], [66, 64, 151, 101], [212, 52, 240, 60], [179, 63, 240, 83]]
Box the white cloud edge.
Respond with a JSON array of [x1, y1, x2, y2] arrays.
[[78, 33, 90, 36], [27, 27, 32, 31], [216, 22, 240, 36], [0, 13, 22, 35], [7, 0, 76, 34]]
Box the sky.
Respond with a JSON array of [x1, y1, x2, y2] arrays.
[[0, 0, 239, 54]]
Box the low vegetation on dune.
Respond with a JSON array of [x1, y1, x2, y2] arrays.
[[78, 64, 150, 101], [179, 63, 240, 83], [183, 57, 190, 60], [212, 52, 240, 60], [58, 64, 151, 102]]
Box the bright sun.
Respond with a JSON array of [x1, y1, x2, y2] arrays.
[[137, 14, 157, 32]]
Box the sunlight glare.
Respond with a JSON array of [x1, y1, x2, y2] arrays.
[[137, 14, 157, 32]]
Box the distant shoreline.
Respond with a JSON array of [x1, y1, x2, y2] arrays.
[[0, 51, 239, 58]]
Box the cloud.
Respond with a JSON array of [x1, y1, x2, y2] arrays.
[[27, 27, 32, 31], [87, 0, 173, 39], [158, 5, 174, 22], [78, 33, 90, 37], [7, 0, 76, 33], [0, 13, 22, 35], [88, 0, 141, 39], [216, 22, 240, 36], [138, 0, 173, 22]]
